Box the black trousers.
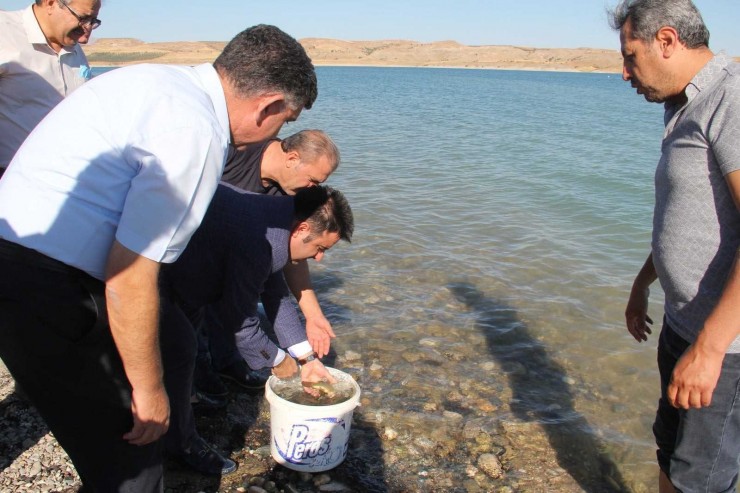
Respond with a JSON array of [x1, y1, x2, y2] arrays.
[[0, 239, 196, 492]]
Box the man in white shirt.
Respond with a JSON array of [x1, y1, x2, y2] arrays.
[[0, 0, 102, 176], [0, 24, 317, 492]]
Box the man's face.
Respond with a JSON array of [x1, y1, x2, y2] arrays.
[[281, 154, 335, 195], [48, 0, 101, 47], [231, 103, 302, 150], [620, 19, 674, 103], [289, 224, 340, 263]]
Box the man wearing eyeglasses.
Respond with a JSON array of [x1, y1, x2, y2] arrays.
[[0, 0, 102, 178]]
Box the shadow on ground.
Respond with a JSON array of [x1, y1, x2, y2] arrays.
[[0, 390, 49, 471]]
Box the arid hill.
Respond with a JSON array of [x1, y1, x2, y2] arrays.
[[84, 37, 739, 73], [85, 37, 625, 73], [299, 38, 626, 72]]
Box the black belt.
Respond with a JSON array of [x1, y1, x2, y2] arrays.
[[0, 237, 83, 276]]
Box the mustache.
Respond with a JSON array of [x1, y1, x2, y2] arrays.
[[69, 26, 86, 37]]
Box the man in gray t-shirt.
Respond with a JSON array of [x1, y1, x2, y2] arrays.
[[610, 1, 740, 492]]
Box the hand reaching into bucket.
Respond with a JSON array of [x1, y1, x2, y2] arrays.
[[299, 356, 337, 397], [272, 354, 299, 379]]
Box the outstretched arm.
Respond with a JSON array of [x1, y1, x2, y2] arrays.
[[283, 260, 335, 357], [105, 240, 169, 446]]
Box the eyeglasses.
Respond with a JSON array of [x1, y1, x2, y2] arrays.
[[58, 0, 102, 30]]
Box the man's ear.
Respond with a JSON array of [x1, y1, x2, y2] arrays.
[[656, 26, 681, 58], [292, 221, 310, 238], [255, 94, 287, 126], [285, 150, 300, 168], [40, 0, 56, 14]]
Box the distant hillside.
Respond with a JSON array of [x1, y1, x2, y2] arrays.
[[84, 37, 624, 73], [84, 37, 740, 73], [85, 38, 226, 65]]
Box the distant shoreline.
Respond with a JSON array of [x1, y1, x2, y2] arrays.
[[84, 37, 740, 75], [90, 62, 622, 75], [84, 37, 627, 74]]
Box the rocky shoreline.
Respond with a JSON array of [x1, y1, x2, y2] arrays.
[[1, 349, 643, 493]]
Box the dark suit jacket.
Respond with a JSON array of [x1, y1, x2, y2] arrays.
[[162, 183, 305, 369]]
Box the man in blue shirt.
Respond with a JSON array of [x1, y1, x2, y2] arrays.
[[0, 24, 317, 492]]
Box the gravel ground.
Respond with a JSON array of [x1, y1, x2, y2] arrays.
[[2, 355, 638, 493]]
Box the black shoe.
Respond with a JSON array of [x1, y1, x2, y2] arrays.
[[218, 359, 270, 390], [178, 436, 237, 476], [193, 356, 228, 398]]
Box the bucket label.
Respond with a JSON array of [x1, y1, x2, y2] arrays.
[[275, 417, 347, 466]]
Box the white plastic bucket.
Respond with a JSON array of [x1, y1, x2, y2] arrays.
[[264, 367, 361, 472]]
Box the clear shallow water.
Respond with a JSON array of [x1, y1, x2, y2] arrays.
[[93, 66, 670, 488], [287, 67, 668, 488]]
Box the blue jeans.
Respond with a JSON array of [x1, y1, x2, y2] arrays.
[[653, 322, 740, 492]]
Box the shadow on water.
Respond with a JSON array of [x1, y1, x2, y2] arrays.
[[448, 281, 631, 493]]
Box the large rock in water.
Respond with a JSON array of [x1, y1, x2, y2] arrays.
[[478, 453, 504, 479]]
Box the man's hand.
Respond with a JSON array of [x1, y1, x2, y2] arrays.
[[668, 343, 724, 409], [123, 386, 170, 445], [625, 287, 653, 342], [105, 240, 169, 446], [283, 260, 335, 357], [299, 357, 336, 397], [626, 254, 658, 342], [272, 354, 299, 379], [306, 314, 335, 358]]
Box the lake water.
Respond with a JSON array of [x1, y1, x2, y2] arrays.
[[282, 66, 667, 488], [102, 66, 670, 489]]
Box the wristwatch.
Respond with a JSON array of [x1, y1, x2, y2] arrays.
[[297, 352, 319, 365]]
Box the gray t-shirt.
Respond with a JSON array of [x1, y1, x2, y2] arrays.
[[652, 53, 740, 353]]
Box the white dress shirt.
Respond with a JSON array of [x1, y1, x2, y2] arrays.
[[0, 63, 230, 280], [0, 5, 92, 168]]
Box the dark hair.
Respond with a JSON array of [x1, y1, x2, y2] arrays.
[[281, 129, 340, 172], [214, 24, 318, 110], [608, 0, 709, 49], [294, 186, 354, 243]]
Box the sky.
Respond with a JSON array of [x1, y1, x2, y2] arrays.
[[3, 0, 739, 55]]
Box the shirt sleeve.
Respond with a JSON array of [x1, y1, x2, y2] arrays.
[[218, 253, 282, 370], [261, 270, 309, 351], [116, 126, 225, 264], [709, 78, 740, 175]]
